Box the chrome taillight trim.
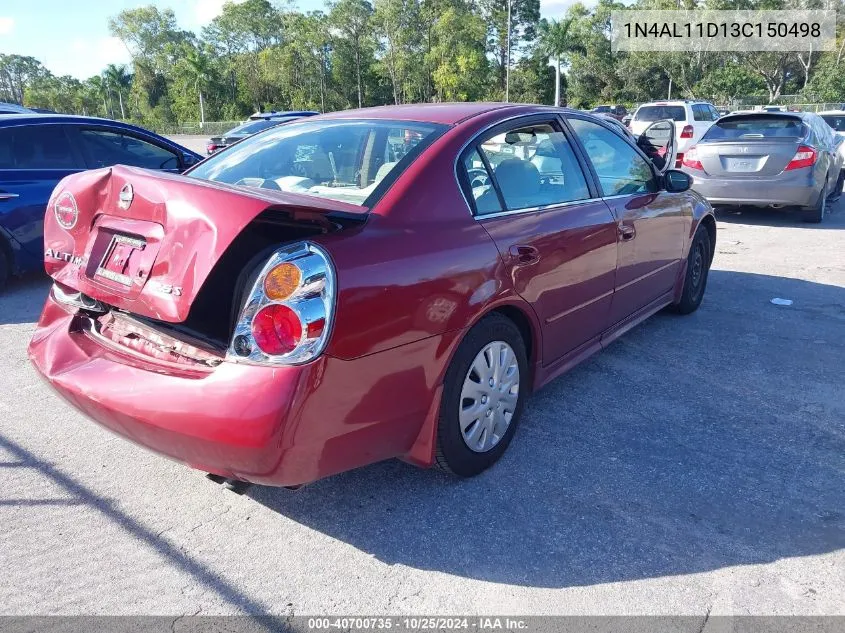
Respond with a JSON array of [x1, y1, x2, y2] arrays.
[[225, 241, 336, 366]]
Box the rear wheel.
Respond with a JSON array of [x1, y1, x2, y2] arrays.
[[803, 181, 827, 223], [669, 225, 711, 315], [435, 314, 528, 477]]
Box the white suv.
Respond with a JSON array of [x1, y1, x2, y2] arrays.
[[630, 100, 721, 166]]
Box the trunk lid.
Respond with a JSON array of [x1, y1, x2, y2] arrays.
[[695, 140, 801, 177], [45, 165, 366, 323]]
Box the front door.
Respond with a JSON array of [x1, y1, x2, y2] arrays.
[[460, 116, 618, 365], [567, 116, 689, 325]]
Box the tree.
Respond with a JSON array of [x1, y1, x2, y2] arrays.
[[538, 17, 581, 106], [103, 64, 132, 119], [184, 49, 212, 126], [0, 54, 47, 104], [330, 0, 375, 108], [478, 0, 540, 96]]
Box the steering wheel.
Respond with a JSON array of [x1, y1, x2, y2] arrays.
[[467, 168, 489, 189]]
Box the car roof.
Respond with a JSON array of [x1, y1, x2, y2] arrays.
[[818, 110, 845, 115], [316, 102, 583, 125], [0, 102, 34, 114]]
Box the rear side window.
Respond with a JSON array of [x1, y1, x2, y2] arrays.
[[635, 105, 687, 122], [821, 115, 845, 132], [692, 105, 709, 122], [703, 116, 807, 140], [77, 129, 180, 170], [475, 122, 589, 212], [0, 125, 79, 169], [462, 150, 501, 215]]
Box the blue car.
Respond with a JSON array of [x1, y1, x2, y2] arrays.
[[0, 114, 202, 290]]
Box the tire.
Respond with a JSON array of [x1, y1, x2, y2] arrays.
[[434, 313, 528, 477], [803, 181, 827, 223], [829, 170, 845, 203], [669, 225, 712, 315]]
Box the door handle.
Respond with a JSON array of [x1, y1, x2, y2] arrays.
[[509, 245, 540, 264], [0, 192, 19, 200], [618, 224, 636, 241]]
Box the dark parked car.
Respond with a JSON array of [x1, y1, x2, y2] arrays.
[[29, 104, 714, 487], [590, 104, 627, 121], [680, 111, 844, 223], [0, 114, 202, 290], [207, 111, 320, 154]]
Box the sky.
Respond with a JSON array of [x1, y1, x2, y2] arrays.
[[0, 0, 583, 80]]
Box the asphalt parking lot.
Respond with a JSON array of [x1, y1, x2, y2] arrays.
[[1, 195, 843, 617]]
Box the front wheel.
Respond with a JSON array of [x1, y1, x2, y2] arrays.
[[435, 314, 528, 477], [669, 225, 712, 315]]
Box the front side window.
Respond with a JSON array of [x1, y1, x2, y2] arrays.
[[78, 129, 180, 170], [0, 125, 79, 169], [568, 118, 656, 196], [189, 119, 444, 207], [692, 105, 708, 122], [475, 123, 589, 211]]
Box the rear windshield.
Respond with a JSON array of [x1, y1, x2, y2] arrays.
[[703, 116, 807, 140], [189, 119, 444, 206], [821, 115, 845, 133], [635, 105, 686, 122], [225, 119, 282, 136]]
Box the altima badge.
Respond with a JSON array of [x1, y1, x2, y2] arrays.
[[118, 183, 134, 210]]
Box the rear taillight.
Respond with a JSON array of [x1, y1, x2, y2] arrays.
[[784, 145, 817, 171], [680, 125, 694, 139], [682, 146, 703, 170], [207, 144, 218, 153], [227, 242, 335, 365]]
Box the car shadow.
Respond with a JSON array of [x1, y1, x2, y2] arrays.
[[714, 195, 845, 228], [0, 273, 50, 326], [247, 270, 845, 588]]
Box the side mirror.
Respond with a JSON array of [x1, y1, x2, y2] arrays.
[[182, 152, 199, 169], [664, 169, 692, 193]]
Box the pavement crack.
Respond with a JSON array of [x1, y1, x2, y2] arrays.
[[697, 604, 712, 633]]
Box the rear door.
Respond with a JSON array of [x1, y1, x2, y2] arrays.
[[0, 123, 86, 265], [459, 115, 618, 365], [567, 115, 689, 325], [693, 114, 807, 178]]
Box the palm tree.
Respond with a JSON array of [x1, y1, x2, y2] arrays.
[[184, 49, 212, 128], [87, 76, 109, 118], [539, 17, 581, 107], [103, 64, 132, 119]]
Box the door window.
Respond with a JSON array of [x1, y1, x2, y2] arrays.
[[0, 125, 79, 169], [568, 118, 657, 196], [475, 122, 589, 211], [692, 105, 709, 122], [78, 129, 180, 170], [462, 150, 501, 215]]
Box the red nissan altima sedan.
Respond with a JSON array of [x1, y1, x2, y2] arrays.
[[29, 103, 715, 487]]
